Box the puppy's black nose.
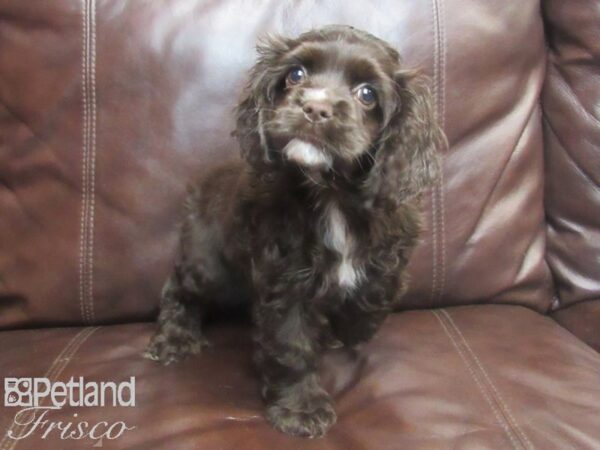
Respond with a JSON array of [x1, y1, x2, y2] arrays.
[[303, 101, 333, 122]]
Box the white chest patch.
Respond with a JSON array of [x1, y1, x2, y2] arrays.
[[322, 204, 363, 290]]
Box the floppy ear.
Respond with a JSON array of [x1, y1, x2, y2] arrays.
[[368, 73, 444, 204], [233, 35, 293, 169]]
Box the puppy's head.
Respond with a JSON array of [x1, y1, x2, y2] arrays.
[[235, 25, 442, 201]]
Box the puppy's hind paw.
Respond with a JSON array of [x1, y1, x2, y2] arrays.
[[143, 333, 208, 365], [266, 401, 337, 438]]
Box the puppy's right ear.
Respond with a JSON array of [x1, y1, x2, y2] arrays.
[[234, 34, 293, 169], [234, 94, 267, 168]]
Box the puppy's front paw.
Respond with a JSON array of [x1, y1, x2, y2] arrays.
[[143, 332, 208, 365], [266, 399, 337, 438]]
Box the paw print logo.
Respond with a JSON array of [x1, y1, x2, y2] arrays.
[[4, 378, 33, 407]]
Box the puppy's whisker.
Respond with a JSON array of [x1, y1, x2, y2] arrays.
[[355, 154, 367, 173], [298, 165, 327, 188], [363, 149, 377, 166]]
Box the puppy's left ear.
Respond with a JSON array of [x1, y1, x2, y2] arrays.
[[233, 34, 293, 169], [370, 72, 444, 204]]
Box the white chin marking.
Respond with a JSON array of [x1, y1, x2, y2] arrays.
[[283, 139, 332, 168]]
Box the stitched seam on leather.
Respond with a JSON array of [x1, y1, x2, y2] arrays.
[[441, 310, 535, 450], [429, 0, 440, 303], [430, 0, 447, 304], [433, 310, 522, 450], [436, 0, 447, 303], [0, 330, 86, 449], [79, 0, 90, 324], [79, 0, 97, 324], [0, 327, 99, 449], [87, 0, 97, 323], [1, 328, 98, 448]]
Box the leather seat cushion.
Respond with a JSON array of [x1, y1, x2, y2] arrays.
[[1, 304, 599, 449]]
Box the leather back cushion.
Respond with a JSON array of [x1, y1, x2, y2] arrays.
[[542, 0, 600, 348], [543, 0, 600, 308], [0, 0, 553, 328]]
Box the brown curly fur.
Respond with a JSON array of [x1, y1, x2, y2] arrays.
[[145, 25, 443, 438]]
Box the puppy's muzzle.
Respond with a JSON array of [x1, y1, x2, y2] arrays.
[[303, 100, 333, 123]]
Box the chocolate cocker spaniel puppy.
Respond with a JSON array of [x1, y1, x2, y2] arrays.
[[145, 25, 443, 438]]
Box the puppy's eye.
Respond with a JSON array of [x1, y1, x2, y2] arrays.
[[355, 85, 377, 107], [286, 66, 306, 86]]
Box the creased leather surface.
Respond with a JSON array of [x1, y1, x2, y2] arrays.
[[1, 306, 599, 449], [542, 0, 600, 346], [0, 2, 85, 328], [0, 0, 553, 328], [553, 300, 600, 352]]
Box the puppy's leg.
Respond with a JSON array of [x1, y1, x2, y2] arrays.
[[329, 274, 402, 347], [143, 269, 209, 365], [144, 213, 236, 364], [329, 302, 387, 348], [255, 302, 336, 438]]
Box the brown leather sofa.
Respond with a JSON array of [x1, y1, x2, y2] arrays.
[[1, 1, 599, 449]]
